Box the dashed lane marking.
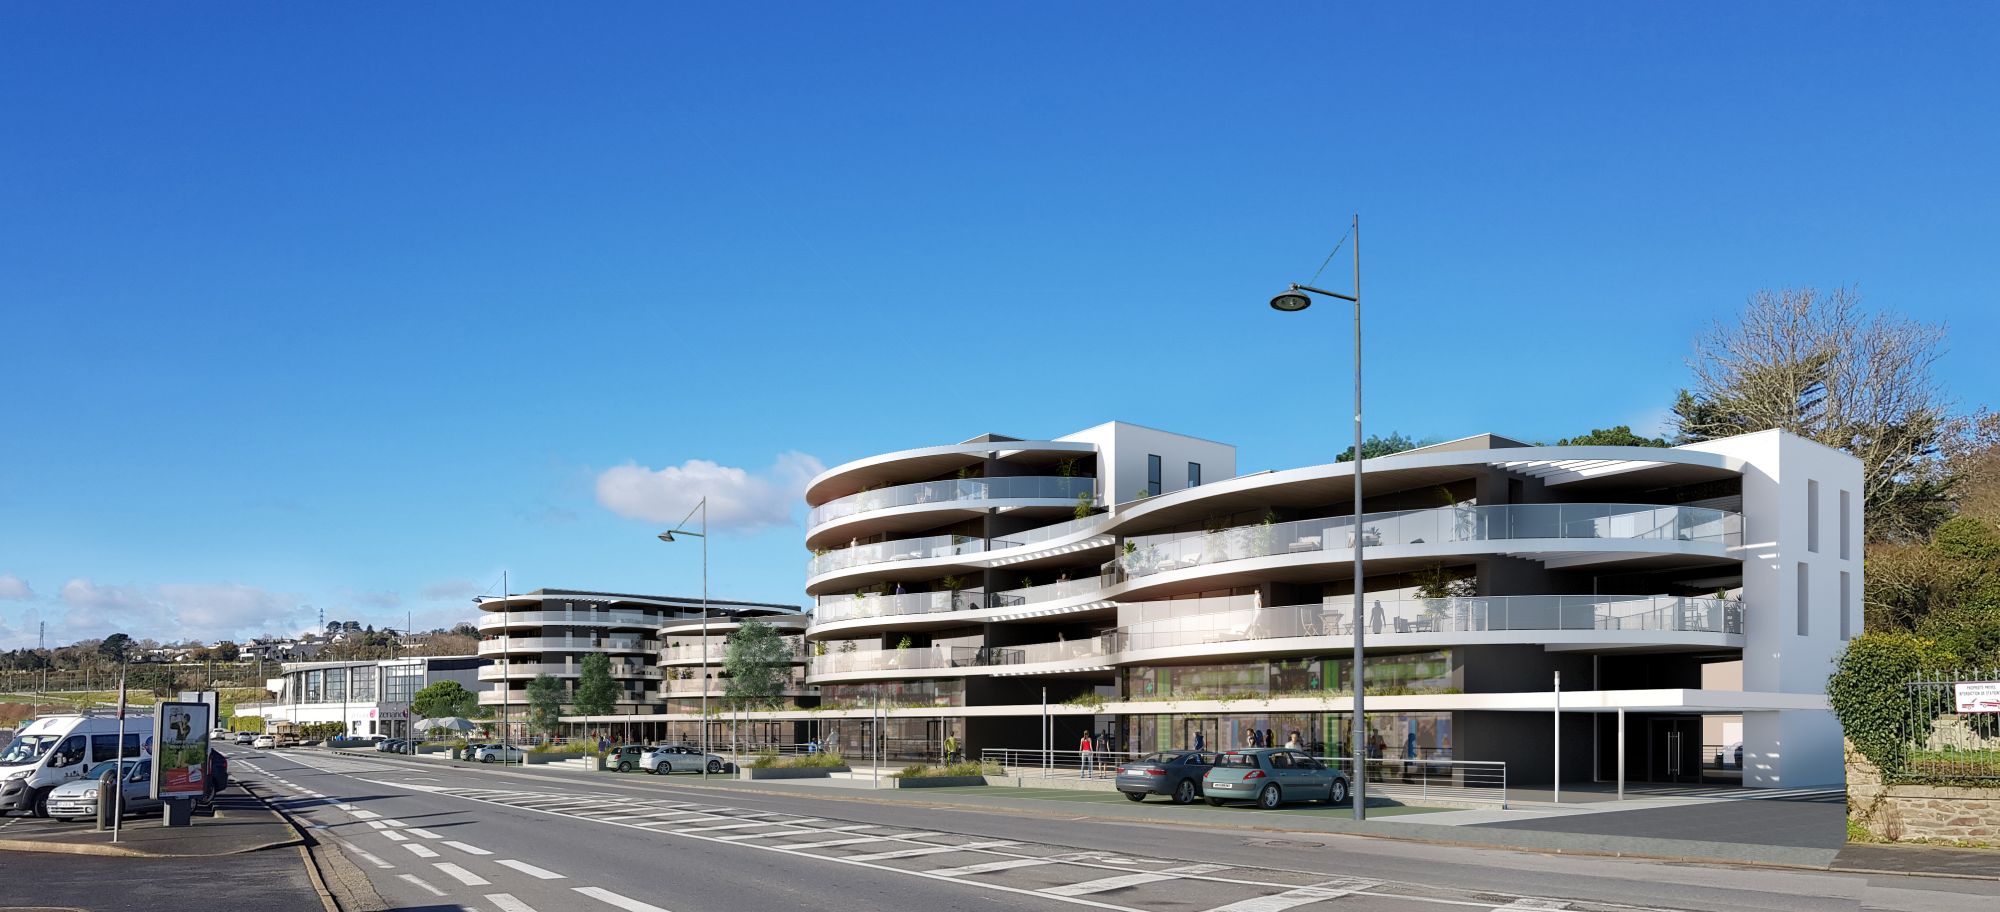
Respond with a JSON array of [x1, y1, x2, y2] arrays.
[[382, 831, 409, 842], [486, 893, 540, 912], [445, 840, 493, 855], [433, 862, 492, 886], [1042, 864, 1229, 897], [931, 857, 1063, 877], [574, 886, 673, 912], [1206, 879, 1382, 911], [407, 827, 443, 839], [340, 841, 394, 869], [844, 840, 1017, 862], [494, 859, 566, 880], [401, 842, 440, 858]]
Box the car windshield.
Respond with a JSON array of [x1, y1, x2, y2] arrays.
[[1214, 752, 1262, 768], [1133, 752, 1177, 764], [82, 759, 142, 779], [0, 735, 57, 766]]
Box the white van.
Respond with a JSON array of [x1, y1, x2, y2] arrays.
[[0, 713, 152, 817]]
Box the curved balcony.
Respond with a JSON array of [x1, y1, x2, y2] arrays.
[[1106, 594, 1743, 658], [808, 476, 1097, 532], [478, 663, 663, 681], [476, 636, 653, 656], [477, 609, 664, 630], [661, 642, 806, 665], [660, 676, 812, 696], [809, 534, 986, 577], [1116, 503, 1740, 581], [815, 589, 982, 624]]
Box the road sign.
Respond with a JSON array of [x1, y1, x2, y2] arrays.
[[1955, 681, 2000, 714]]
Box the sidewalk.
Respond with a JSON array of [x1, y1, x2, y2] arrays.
[[0, 783, 302, 858]]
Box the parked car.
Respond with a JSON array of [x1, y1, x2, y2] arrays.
[[251, 735, 276, 749], [472, 744, 525, 763], [1202, 749, 1349, 809], [209, 729, 231, 741], [1, 712, 152, 817], [606, 744, 651, 772], [45, 759, 161, 822], [1115, 750, 1216, 804], [642, 745, 727, 775], [234, 732, 255, 745]]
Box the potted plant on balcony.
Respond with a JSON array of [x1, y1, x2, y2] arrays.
[[889, 635, 913, 669], [941, 575, 966, 610]]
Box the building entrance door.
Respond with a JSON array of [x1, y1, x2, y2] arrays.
[[1646, 716, 1703, 783]]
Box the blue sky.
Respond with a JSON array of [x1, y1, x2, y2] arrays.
[[2, 3, 1995, 648]]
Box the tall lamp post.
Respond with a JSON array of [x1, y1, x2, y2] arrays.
[[658, 496, 709, 779], [1268, 213, 1367, 821]]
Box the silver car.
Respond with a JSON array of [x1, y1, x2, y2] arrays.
[[472, 744, 525, 763], [46, 759, 160, 822], [642, 745, 727, 775]]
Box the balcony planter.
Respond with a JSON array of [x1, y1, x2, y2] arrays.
[[739, 765, 846, 780]]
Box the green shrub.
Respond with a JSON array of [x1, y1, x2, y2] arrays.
[[894, 760, 998, 779], [1933, 516, 2000, 562], [750, 750, 783, 769], [760, 750, 846, 769], [1827, 632, 1961, 772]]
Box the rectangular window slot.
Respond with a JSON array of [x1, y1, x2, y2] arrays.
[[1807, 479, 1820, 553], [1797, 562, 1810, 637]]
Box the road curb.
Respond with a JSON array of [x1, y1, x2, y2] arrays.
[[0, 784, 304, 858]]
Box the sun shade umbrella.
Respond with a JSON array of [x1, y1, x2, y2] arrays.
[[415, 717, 478, 732]]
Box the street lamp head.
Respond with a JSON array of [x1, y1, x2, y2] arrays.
[[1270, 288, 1312, 312], [657, 531, 676, 543]]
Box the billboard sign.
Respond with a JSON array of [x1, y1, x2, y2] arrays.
[[151, 701, 212, 799], [1956, 681, 2000, 714]]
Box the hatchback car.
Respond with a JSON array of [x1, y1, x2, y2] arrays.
[[1202, 749, 1349, 809], [1115, 750, 1216, 804], [642, 745, 726, 775], [251, 735, 276, 749], [606, 744, 651, 772], [234, 732, 255, 745], [473, 744, 525, 763], [46, 759, 161, 822]]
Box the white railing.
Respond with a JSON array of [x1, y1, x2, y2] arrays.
[[477, 636, 654, 655], [815, 589, 985, 623], [477, 663, 662, 680], [988, 577, 1107, 610], [477, 609, 663, 630], [1117, 503, 1741, 579], [1008, 640, 1109, 665], [810, 534, 986, 577], [810, 476, 1097, 527], [1109, 595, 1743, 652], [980, 747, 1506, 807], [990, 513, 1113, 549]]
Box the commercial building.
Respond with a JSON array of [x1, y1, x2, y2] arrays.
[[484, 588, 812, 743], [236, 655, 484, 739], [790, 421, 1857, 788]]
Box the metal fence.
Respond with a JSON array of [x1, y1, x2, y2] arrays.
[[980, 747, 1507, 807], [1903, 669, 2000, 781]]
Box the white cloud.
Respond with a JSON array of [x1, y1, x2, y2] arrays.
[[56, 578, 314, 644], [0, 574, 33, 600], [595, 451, 823, 531]]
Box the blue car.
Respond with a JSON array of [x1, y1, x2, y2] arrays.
[[1115, 751, 1216, 804]]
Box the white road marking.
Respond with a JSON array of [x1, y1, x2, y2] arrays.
[[931, 857, 1063, 877], [349, 809, 380, 819], [494, 859, 566, 880], [396, 874, 445, 896], [717, 828, 819, 841], [1043, 864, 1229, 897], [1204, 879, 1381, 911], [445, 840, 493, 855], [407, 827, 443, 839], [383, 819, 408, 827], [845, 840, 1016, 861], [678, 819, 815, 834], [365, 820, 389, 830], [574, 886, 672, 912], [433, 862, 491, 886], [486, 894, 540, 912], [340, 841, 394, 869], [600, 809, 703, 822], [382, 830, 409, 842], [402, 842, 440, 858], [782, 835, 896, 850], [1490, 901, 1570, 911]]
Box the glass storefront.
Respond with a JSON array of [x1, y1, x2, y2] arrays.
[[819, 680, 964, 707], [1121, 651, 1455, 700], [1126, 710, 1453, 762]]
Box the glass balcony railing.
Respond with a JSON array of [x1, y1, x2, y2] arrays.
[[989, 513, 1113, 549], [987, 577, 1107, 609], [478, 662, 664, 680], [477, 609, 664, 629], [1105, 594, 1743, 653], [661, 676, 810, 695], [810, 476, 1097, 527], [1117, 503, 1740, 579], [477, 636, 654, 655], [809, 534, 986, 577], [815, 589, 985, 623], [661, 638, 803, 665]]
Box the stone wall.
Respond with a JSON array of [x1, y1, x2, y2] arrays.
[[1847, 740, 2000, 844]]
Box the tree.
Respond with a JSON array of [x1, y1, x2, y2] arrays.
[[97, 633, 133, 665], [410, 680, 478, 720], [722, 619, 791, 712], [525, 673, 564, 738], [1553, 426, 1669, 448], [1334, 432, 1430, 463], [572, 653, 620, 718], [1671, 287, 1955, 542]]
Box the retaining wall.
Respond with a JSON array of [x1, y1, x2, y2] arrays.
[[1847, 739, 2000, 844]]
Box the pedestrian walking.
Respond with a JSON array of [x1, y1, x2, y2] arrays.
[[1079, 730, 1095, 777], [944, 733, 960, 764], [1193, 730, 1206, 752]]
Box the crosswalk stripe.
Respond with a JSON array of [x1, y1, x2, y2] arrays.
[[930, 857, 1061, 877], [433, 862, 491, 886], [844, 840, 1014, 862], [486, 894, 539, 912], [574, 886, 672, 912], [1203, 879, 1380, 911], [382, 831, 408, 842], [717, 828, 818, 841], [784, 835, 899, 850], [407, 828, 443, 840], [396, 874, 445, 897], [1489, 900, 1569, 910], [495, 859, 566, 880], [402, 843, 439, 858], [1043, 863, 1228, 897], [679, 819, 815, 834], [445, 840, 492, 855]]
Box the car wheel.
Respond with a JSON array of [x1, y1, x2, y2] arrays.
[[1123, 791, 1146, 802], [481, 755, 494, 763], [1330, 777, 1349, 805], [1204, 797, 1226, 807], [618, 761, 633, 773], [30, 788, 51, 818], [657, 763, 671, 775], [1173, 778, 1199, 805], [706, 759, 723, 774], [1258, 784, 1282, 810]]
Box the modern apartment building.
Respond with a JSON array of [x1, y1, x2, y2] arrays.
[[482, 588, 812, 741], [236, 655, 485, 740], [794, 421, 1858, 788]]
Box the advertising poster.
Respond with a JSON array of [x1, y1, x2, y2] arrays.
[[151, 701, 212, 799]]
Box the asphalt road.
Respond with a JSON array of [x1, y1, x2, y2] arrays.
[[228, 749, 2000, 912]]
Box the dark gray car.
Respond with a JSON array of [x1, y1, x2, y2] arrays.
[[1114, 750, 1216, 804]]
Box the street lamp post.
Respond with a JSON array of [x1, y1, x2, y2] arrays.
[[1268, 213, 1367, 821], [658, 497, 709, 779]]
